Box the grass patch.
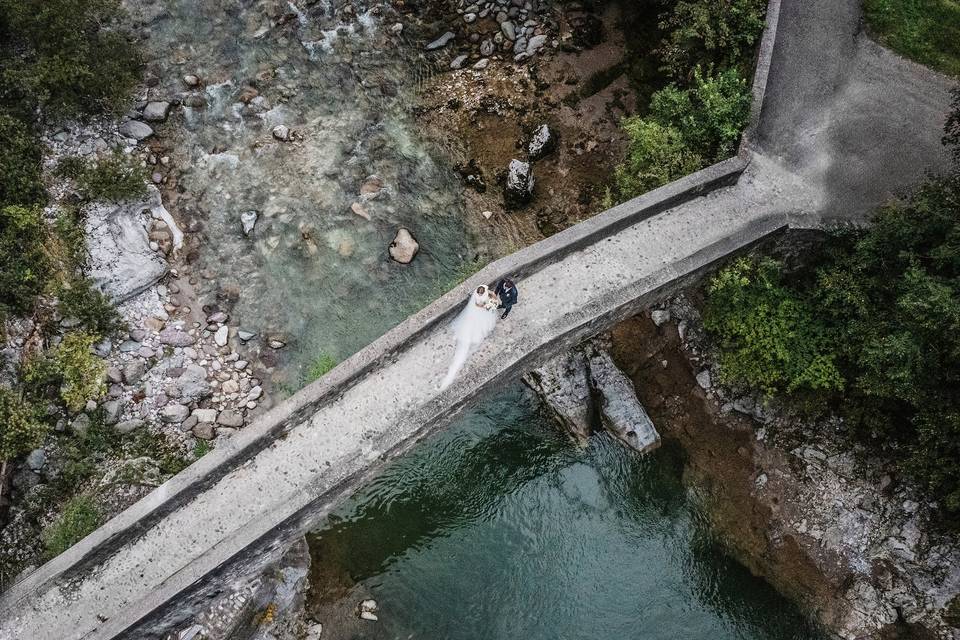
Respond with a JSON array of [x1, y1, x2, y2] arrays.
[[57, 152, 147, 202], [306, 353, 338, 383], [42, 495, 101, 559], [863, 0, 960, 77]]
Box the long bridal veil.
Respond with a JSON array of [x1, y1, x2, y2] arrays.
[[439, 286, 498, 390]]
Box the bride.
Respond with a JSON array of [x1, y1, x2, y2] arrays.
[[439, 285, 500, 390]]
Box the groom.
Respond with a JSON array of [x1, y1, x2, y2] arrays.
[[495, 278, 518, 319]]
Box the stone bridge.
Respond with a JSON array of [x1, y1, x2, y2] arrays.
[[0, 0, 953, 638]]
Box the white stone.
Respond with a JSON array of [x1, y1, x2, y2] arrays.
[[214, 326, 229, 347]]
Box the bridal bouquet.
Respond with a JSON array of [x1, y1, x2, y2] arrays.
[[483, 291, 501, 311]]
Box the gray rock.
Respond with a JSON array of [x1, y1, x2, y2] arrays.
[[172, 365, 211, 403], [650, 309, 671, 327], [193, 422, 215, 440], [241, 210, 258, 235], [114, 419, 145, 434], [480, 39, 495, 56], [272, 125, 290, 141], [473, 58, 490, 70], [192, 408, 217, 423], [216, 409, 244, 427], [118, 340, 141, 353], [523, 348, 593, 440], [158, 326, 196, 347], [160, 403, 190, 423], [26, 448, 46, 471], [526, 34, 547, 54], [588, 349, 660, 453], [142, 101, 171, 122], [450, 54, 469, 70], [464, 12, 476, 23], [426, 31, 455, 50], [123, 361, 147, 385], [238, 329, 257, 342], [102, 399, 123, 425], [501, 20, 516, 40], [85, 197, 167, 303], [183, 74, 200, 87], [527, 124, 555, 160], [695, 370, 712, 390], [71, 413, 91, 437], [214, 325, 229, 347], [106, 367, 124, 384], [119, 120, 154, 141], [180, 415, 198, 432], [206, 311, 228, 324], [388, 228, 420, 264], [504, 159, 534, 208]]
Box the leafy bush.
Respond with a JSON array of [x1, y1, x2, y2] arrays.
[[0, 112, 45, 207], [57, 277, 123, 336], [704, 174, 960, 512], [0, 388, 48, 460], [42, 495, 100, 558], [0, 204, 51, 316], [57, 153, 147, 202], [945, 87, 960, 166], [704, 257, 843, 395], [0, 0, 142, 119], [615, 68, 751, 198], [24, 332, 106, 413], [657, 0, 768, 80]]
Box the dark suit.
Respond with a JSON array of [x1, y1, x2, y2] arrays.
[[495, 280, 518, 318]]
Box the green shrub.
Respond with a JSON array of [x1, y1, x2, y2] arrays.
[[57, 153, 147, 202], [705, 173, 960, 513], [57, 278, 123, 336], [0, 0, 142, 119], [614, 119, 703, 197], [657, 0, 768, 80], [0, 112, 45, 206], [615, 67, 751, 198], [24, 332, 106, 413], [704, 257, 843, 396], [0, 388, 49, 460], [42, 495, 101, 558], [0, 204, 51, 315]]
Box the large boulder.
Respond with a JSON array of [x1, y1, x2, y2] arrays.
[[523, 349, 593, 440], [170, 365, 211, 404], [85, 197, 168, 303], [587, 350, 660, 453], [118, 120, 154, 141], [504, 159, 534, 209]]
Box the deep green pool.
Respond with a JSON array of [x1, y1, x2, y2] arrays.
[[305, 387, 826, 640]]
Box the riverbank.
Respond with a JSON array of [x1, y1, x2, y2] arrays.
[[607, 276, 960, 639]]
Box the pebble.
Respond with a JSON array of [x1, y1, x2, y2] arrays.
[[426, 31, 456, 50], [214, 326, 229, 347], [238, 330, 257, 342], [217, 409, 244, 427], [272, 125, 290, 141], [450, 54, 469, 70], [233, 360, 248, 371], [473, 58, 490, 70]]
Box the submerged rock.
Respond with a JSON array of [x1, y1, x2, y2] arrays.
[[240, 210, 258, 235], [504, 159, 534, 208], [388, 228, 419, 264]]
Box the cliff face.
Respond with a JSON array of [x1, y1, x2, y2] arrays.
[[607, 296, 960, 640]]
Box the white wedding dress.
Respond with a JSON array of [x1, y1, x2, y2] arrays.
[[439, 288, 499, 390]]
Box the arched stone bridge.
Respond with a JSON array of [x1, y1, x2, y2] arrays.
[[0, 0, 953, 637]]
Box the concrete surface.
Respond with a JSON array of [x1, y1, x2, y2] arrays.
[[0, 0, 956, 637]]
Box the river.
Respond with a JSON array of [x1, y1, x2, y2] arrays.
[[304, 387, 825, 640]]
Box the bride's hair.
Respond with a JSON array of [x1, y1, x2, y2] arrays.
[[476, 285, 486, 295]]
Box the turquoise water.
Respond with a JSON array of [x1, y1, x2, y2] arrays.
[[306, 387, 826, 640]]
